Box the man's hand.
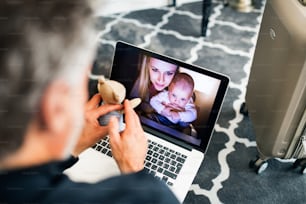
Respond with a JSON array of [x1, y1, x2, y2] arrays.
[[72, 94, 122, 157], [108, 100, 147, 174]]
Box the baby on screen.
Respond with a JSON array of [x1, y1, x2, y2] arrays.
[[150, 72, 197, 129]]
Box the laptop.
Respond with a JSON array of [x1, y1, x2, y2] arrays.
[[64, 41, 229, 202]]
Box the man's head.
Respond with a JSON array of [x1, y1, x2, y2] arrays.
[[168, 73, 194, 109], [0, 0, 96, 163]]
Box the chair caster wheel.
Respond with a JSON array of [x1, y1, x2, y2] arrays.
[[249, 156, 268, 174]]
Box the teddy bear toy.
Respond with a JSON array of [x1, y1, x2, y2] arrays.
[[97, 76, 141, 128]]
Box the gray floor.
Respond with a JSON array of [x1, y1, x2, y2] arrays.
[[91, 1, 306, 203]]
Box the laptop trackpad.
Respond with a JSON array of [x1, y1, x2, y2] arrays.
[[64, 148, 120, 183]]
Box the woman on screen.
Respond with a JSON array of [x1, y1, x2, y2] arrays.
[[130, 54, 179, 115]]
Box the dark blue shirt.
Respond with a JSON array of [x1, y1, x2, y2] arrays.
[[0, 156, 180, 204]]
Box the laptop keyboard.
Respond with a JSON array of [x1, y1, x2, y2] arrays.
[[145, 139, 187, 186], [92, 136, 187, 186], [92, 137, 113, 157]]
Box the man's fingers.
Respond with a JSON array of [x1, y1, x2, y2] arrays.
[[123, 100, 143, 135], [86, 94, 101, 110], [123, 99, 133, 112], [108, 116, 120, 144], [96, 126, 109, 138], [123, 100, 138, 125], [95, 103, 122, 118]]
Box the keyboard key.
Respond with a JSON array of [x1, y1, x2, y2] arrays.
[[157, 161, 163, 166], [164, 170, 177, 179], [170, 160, 177, 166], [159, 149, 165, 154], [169, 166, 176, 172], [149, 171, 156, 176], [170, 154, 176, 159], [176, 163, 183, 168], [96, 146, 102, 151], [162, 176, 168, 182], [163, 163, 169, 169], [152, 165, 158, 170], [176, 157, 185, 163], [175, 166, 182, 174], [145, 162, 152, 168]]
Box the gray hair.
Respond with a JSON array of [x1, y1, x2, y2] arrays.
[[0, 0, 97, 160]]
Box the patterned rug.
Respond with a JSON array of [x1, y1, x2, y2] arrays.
[[90, 1, 306, 203]]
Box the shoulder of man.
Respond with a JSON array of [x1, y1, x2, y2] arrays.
[[49, 169, 180, 204]]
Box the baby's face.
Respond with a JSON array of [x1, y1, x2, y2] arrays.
[[168, 83, 192, 109]]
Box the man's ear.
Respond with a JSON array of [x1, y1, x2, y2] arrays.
[[39, 80, 72, 136]]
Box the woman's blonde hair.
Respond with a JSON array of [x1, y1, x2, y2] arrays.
[[138, 55, 151, 100], [136, 54, 179, 101]]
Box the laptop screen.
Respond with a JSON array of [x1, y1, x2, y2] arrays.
[[110, 41, 229, 152]]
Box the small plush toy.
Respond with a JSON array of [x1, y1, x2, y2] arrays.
[[97, 76, 141, 127]]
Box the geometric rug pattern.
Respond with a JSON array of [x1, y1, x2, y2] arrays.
[[90, 1, 306, 203]]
